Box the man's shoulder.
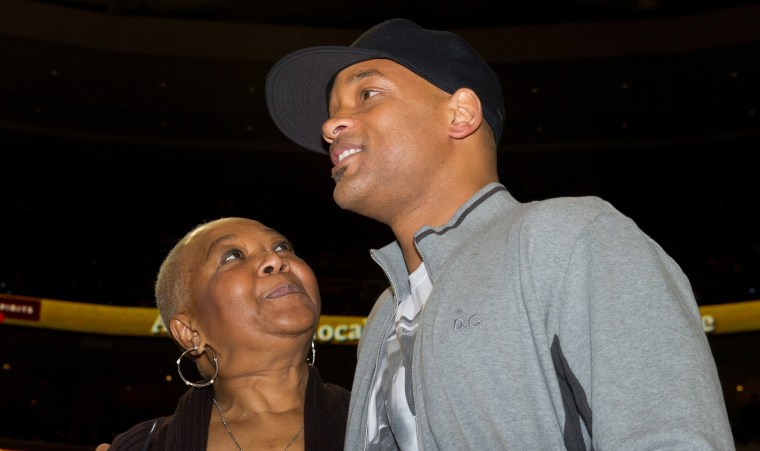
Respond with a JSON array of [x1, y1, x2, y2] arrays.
[[513, 195, 621, 227], [525, 195, 614, 215], [499, 195, 631, 246]]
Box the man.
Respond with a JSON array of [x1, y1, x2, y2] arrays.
[[265, 18, 734, 450]]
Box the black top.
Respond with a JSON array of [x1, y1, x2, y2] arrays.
[[109, 365, 350, 450]]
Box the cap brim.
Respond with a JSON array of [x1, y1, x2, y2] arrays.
[[265, 46, 388, 154]]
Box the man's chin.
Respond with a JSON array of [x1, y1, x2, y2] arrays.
[[331, 165, 347, 182], [333, 184, 358, 211]]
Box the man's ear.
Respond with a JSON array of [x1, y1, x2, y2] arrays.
[[448, 88, 483, 139], [170, 313, 198, 351]]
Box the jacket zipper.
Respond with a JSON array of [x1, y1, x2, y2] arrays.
[[411, 240, 427, 451], [363, 253, 401, 450]]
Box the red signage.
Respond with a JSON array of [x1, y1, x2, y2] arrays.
[[0, 297, 41, 321]]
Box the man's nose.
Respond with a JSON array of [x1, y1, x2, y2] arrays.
[[322, 113, 353, 143]]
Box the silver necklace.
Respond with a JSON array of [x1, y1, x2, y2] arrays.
[[213, 398, 305, 451]]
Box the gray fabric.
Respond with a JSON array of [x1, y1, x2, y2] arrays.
[[552, 335, 593, 451], [369, 265, 428, 450], [370, 299, 423, 450], [345, 183, 734, 451]]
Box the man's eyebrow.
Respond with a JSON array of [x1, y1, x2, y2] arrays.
[[206, 233, 236, 261], [328, 68, 387, 102], [346, 69, 387, 85]]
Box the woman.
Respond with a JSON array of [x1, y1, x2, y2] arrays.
[[98, 217, 349, 450]]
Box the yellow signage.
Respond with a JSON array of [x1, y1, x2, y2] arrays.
[[0, 293, 365, 345], [2, 293, 759, 342]]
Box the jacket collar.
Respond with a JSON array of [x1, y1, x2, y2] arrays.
[[371, 183, 516, 300]]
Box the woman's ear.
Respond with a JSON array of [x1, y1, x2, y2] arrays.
[[170, 313, 197, 351], [448, 88, 483, 139]]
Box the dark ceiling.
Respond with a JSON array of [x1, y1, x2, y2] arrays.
[[1, 0, 759, 313], [39, 0, 760, 28], [2, 0, 759, 154]]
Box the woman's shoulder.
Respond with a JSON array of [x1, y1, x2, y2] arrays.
[[108, 417, 163, 450], [308, 366, 351, 410], [323, 381, 351, 402]]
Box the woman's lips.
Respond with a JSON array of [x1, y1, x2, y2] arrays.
[[266, 283, 305, 299]]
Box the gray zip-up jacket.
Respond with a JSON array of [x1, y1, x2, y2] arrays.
[[345, 183, 734, 451]]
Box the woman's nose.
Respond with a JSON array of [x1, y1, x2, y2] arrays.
[[257, 252, 289, 276]]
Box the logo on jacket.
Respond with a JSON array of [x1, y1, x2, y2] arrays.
[[454, 315, 481, 330]]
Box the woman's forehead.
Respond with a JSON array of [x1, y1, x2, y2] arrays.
[[191, 218, 269, 239], [184, 219, 280, 254]]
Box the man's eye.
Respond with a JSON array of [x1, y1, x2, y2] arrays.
[[360, 89, 379, 101], [274, 241, 294, 253], [222, 249, 244, 263]]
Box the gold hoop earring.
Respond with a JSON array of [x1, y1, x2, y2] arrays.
[[176, 344, 219, 387]]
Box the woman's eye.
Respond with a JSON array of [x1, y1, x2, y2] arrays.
[[274, 241, 294, 253], [222, 249, 244, 263]]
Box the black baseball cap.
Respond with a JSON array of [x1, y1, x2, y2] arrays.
[[265, 18, 505, 154]]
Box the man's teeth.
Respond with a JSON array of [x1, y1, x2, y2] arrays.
[[338, 148, 362, 162]]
